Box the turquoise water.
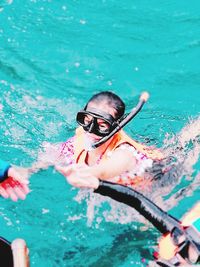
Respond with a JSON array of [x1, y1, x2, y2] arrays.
[[0, 0, 200, 266]]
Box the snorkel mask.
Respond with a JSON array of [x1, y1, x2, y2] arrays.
[[76, 92, 149, 148], [76, 107, 119, 137]]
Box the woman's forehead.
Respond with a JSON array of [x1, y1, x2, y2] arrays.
[[87, 101, 116, 117]]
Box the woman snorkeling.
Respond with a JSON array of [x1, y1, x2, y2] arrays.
[[57, 90, 164, 189], [32, 90, 179, 191]]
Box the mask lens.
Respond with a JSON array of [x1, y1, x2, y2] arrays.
[[76, 112, 92, 127], [96, 119, 111, 134], [83, 114, 93, 126]]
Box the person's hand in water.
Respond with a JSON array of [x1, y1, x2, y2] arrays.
[[0, 166, 30, 201], [56, 164, 100, 189]]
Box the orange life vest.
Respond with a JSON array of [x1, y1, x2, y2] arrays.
[[74, 127, 163, 164], [158, 202, 200, 260]]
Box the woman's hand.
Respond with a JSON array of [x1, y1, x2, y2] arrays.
[[56, 164, 100, 189], [0, 167, 30, 201]]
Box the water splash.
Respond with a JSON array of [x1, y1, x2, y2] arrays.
[[158, 116, 200, 210], [0, 81, 80, 163]]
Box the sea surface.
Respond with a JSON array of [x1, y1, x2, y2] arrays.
[[0, 0, 200, 266]]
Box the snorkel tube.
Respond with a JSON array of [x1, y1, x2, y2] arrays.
[[95, 180, 181, 234], [92, 92, 149, 148]]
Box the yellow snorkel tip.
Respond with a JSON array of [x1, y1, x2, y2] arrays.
[[140, 91, 149, 102]]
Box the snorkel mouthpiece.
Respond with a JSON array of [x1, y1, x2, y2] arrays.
[[92, 91, 150, 148]]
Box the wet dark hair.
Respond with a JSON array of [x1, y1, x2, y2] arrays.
[[85, 91, 125, 119]]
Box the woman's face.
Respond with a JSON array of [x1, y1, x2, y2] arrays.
[[83, 101, 116, 142]]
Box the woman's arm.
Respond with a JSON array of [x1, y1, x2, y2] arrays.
[[89, 148, 137, 180]]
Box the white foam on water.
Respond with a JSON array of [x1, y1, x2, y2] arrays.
[[158, 116, 200, 210], [0, 82, 80, 163]]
